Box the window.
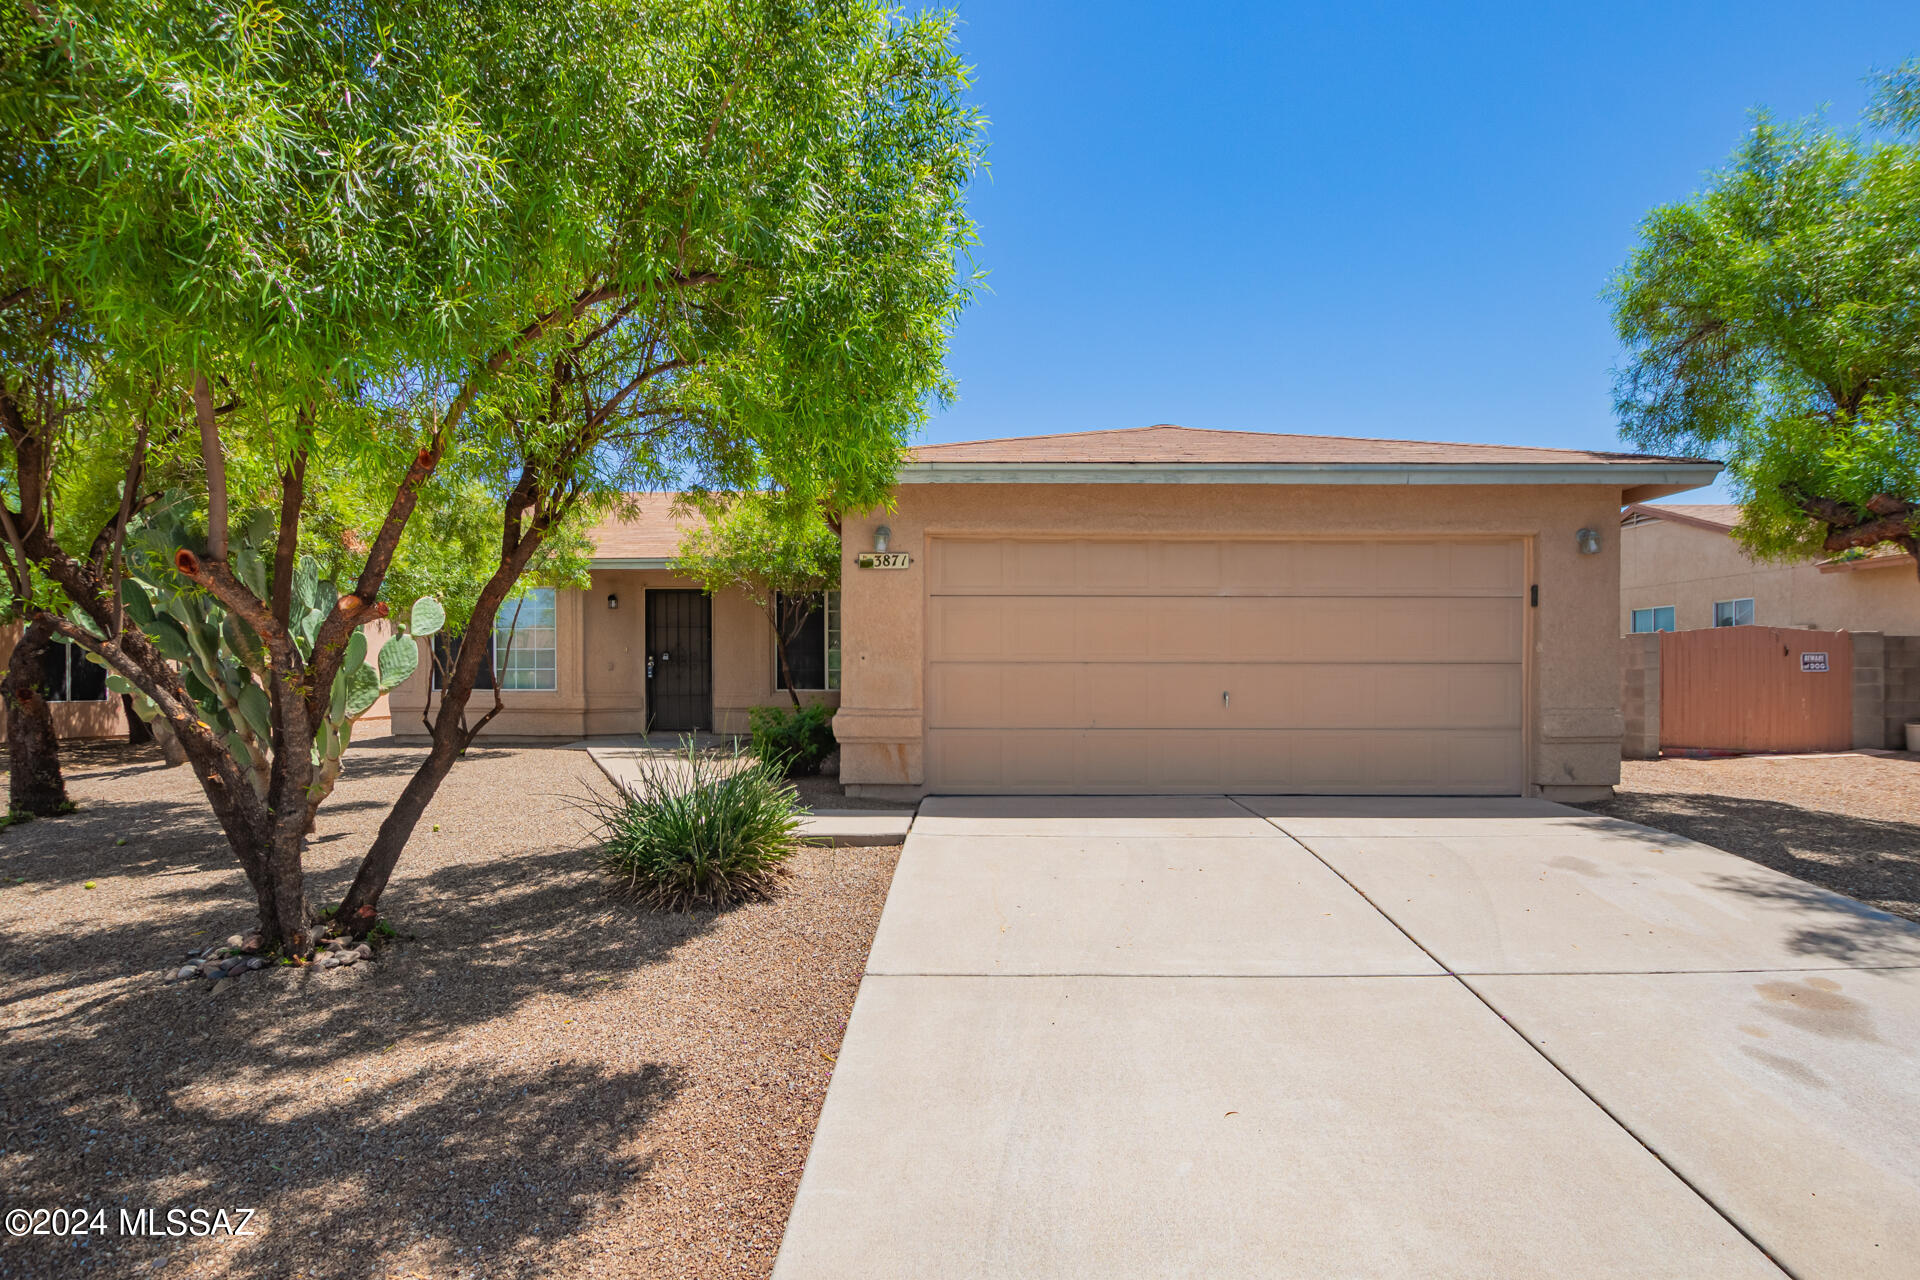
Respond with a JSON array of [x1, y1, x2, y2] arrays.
[[1630, 606, 1675, 634], [428, 588, 557, 692], [494, 588, 557, 690], [38, 639, 108, 702], [774, 590, 841, 691], [429, 635, 494, 692], [1713, 598, 1755, 628]]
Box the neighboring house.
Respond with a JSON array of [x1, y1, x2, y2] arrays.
[[0, 626, 129, 742], [389, 424, 1716, 800], [1620, 503, 1920, 635], [386, 496, 838, 739], [0, 617, 399, 744]]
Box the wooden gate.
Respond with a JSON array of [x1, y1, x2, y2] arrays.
[[1660, 627, 1852, 753]]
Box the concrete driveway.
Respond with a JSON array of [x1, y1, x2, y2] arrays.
[[773, 796, 1920, 1280]]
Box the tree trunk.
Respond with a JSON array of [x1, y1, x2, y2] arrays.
[[776, 630, 802, 708], [335, 524, 550, 935], [770, 600, 802, 708], [4, 619, 69, 816], [149, 717, 189, 767], [123, 695, 155, 745]]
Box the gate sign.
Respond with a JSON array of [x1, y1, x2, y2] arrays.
[[1801, 651, 1830, 673]]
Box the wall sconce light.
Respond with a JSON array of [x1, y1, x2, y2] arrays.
[[873, 525, 892, 553], [1576, 528, 1602, 555], [606, 592, 619, 610]]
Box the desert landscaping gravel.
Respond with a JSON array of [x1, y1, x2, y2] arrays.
[[0, 735, 900, 1279], [1583, 750, 1920, 923]]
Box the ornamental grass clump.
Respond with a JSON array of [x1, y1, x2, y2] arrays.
[[590, 740, 802, 910]]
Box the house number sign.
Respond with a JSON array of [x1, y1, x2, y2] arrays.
[[1800, 652, 1830, 672], [857, 552, 912, 569]]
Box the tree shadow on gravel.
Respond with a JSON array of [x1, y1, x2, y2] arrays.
[[330, 742, 517, 780], [2, 1052, 678, 1280], [1581, 790, 1920, 925], [2, 842, 726, 1056], [2, 843, 726, 1278]]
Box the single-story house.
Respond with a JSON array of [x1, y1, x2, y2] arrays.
[[393, 424, 1718, 802], [0, 625, 129, 741], [0, 618, 399, 744], [1621, 502, 1920, 635], [387, 497, 839, 740]]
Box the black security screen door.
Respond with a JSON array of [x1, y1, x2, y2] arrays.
[[646, 590, 712, 732]]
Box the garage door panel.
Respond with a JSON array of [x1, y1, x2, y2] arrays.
[[1008, 539, 1077, 590], [931, 597, 1076, 661], [1148, 598, 1233, 659], [1449, 540, 1526, 593], [1152, 540, 1223, 591], [925, 537, 1526, 795], [1149, 733, 1229, 789], [931, 538, 1526, 597], [1080, 731, 1151, 787], [936, 596, 1520, 663], [932, 539, 1005, 592], [1082, 540, 1153, 590], [931, 663, 1523, 731], [1231, 598, 1522, 664], [927, 729, 1524, 794]]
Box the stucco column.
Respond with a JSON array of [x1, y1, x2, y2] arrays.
[[835, 506, 926, 793]]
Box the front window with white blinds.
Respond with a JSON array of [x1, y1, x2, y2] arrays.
[[494, 588, 557, 690]]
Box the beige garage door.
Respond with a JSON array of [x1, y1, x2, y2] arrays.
[[926, 537, 1526, 794]]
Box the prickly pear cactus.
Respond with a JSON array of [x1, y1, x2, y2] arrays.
[[93, 506, 442, 821]]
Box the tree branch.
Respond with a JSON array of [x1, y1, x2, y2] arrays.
[[271, 444, 308, 628], [192, 371, 229, 560]]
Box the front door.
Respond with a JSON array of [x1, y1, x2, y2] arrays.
[[646, 589, 712, 733]]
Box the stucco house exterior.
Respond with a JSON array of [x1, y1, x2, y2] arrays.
[[386, 496, 839, 741], [1620, 503, 1920, 635], [393, 424, 1717, 802], [0, 625, 129, 741]]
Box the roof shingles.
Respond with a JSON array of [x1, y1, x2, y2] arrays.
[[908, 423, 1704, 467]]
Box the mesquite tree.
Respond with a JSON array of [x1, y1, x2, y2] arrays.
[[0, 297, 175, 814], [2, 0, 980, 950], [1612, 61, 1920, 577]]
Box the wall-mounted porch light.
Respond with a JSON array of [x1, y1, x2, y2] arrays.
[[873, 525, 892, 553], [1576, 528, 1602, 555], [607, 592, 620, 610]]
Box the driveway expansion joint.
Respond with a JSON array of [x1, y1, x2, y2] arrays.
[[1226, 795, 1800, 1280]]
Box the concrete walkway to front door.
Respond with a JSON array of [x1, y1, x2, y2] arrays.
[[772, 795, 1920, 1280]]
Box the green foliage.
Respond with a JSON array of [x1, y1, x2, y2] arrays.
[[673, 493, 841, 702], [297, 468, 593, 639], [2, 0, 981, 937], [106, 501, 434, 805], [1611, 64, 1920, 564], [588, 741, 801, 910], [673, 494, 842, 609], [747, 703, 838, 777]]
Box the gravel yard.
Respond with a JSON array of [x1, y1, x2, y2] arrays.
[[1581, 751, 1920, 923], [0, 738, 900, 1279]]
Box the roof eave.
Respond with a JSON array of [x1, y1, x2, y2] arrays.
[[895, 461, 1724, 492], [1620, 501, 1739, 531], [1817, 552, 1919, 575], [588, 556, 675, 570]]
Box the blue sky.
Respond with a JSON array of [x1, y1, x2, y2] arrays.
[[925, 1, 1920, 500]]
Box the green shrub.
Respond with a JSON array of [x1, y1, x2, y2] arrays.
[[747, 703, 837, 776], [589, 739, 801, 910]]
